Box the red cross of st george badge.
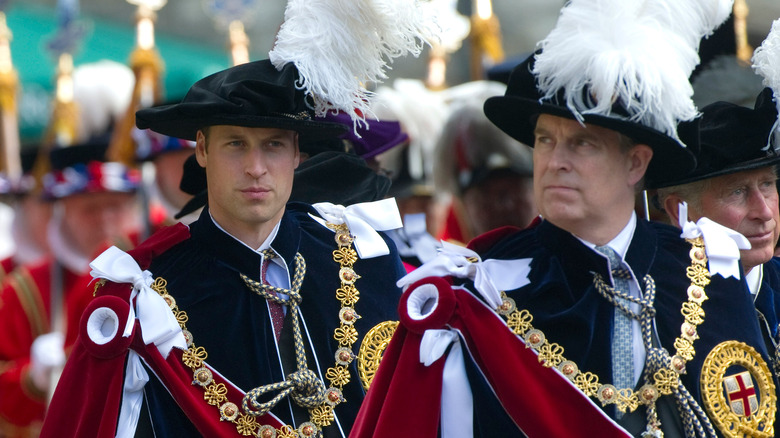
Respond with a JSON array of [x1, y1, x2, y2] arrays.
[[724, 371, 758, 417]]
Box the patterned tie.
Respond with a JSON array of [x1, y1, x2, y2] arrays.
[[261, 249, 285, 341], [595, 245, 635, 397]]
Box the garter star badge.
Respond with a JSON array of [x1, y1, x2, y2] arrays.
[[357, 321, 398, 391], [700, 341, 776, 438]]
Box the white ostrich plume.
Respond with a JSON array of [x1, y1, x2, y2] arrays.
[[533, 0, 733, 145], [752, 18, 780, 150], [73, 60, 134, 143], [269, 0, 439, 132]]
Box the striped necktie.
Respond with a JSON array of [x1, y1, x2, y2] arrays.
[[261, 249, 285, 341], [595, 245, 635, 397]]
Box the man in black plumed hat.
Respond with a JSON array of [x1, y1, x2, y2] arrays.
[[657, 87, 780, 382], [353, 10, 776, 437], [41, 58, 406, 438]]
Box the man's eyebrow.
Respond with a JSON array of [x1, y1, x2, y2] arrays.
[[533, 126, 550, 136]]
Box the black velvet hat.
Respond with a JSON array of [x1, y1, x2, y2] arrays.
[[483, 54, 697, 189], [136, 60, 347, 144], [653, 87, 780, 188], [290, 151, 391, 205]]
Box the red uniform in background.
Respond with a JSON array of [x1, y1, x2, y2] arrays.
[[0, 259, 94, 436]]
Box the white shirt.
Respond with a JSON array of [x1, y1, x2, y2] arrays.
[[746, 264, 763, 298], [576, 212, 645, 387], [208, 212, 291, 295]]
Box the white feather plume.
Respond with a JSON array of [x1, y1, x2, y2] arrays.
[[533, 0, 733, 145], [752, 18, 780, 149], [269, 0, 439, 131], [371, 79, 449, 185], [72, 60, 134, 143]]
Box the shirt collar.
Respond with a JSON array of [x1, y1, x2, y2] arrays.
[[576, 211, 637, 261], [746, 263, 763, 296], [208, 210, 281, 254]]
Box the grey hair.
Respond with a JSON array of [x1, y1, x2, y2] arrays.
[[656, 178, 712, 214]]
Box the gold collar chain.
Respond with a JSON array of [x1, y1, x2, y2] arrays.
[[150, 222, 362, 438], [494, 237, 710, 430]]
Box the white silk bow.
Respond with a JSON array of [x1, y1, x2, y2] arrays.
[[89, 246, 187, 357], [677, 202, 751, 279], [398, 241, 531, 309], [116, 351, 149, 438], [407, 280, 474, 438], [312, 198, 403, 259]]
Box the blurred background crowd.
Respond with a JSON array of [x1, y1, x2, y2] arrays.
[[0, 1, 779, 433]]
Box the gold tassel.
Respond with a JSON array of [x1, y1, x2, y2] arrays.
[[469, 0, 504, 81], [107, 2, 165, 168], [0, 11, 21, 180], [31, 53, 80, 192], [228, 20, 250, 67], [734, 0, 752, 63]]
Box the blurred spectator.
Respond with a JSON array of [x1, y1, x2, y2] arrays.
[[434, 81, 536, 243], [0, 147, 52, 280], [0, 135, 140, 436]]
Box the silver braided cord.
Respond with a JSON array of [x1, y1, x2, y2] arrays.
[[594, 272, 717, 438], [240, 252, 327, 419], [594, 269, 655, 321]]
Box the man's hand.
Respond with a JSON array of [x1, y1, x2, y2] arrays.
[[29, 332, 65, 392]]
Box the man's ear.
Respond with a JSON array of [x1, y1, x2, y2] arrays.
[[627, 144, 653, 186], [195, 130, 207, 167], [293, 133, 301, 169], [662, 193, 684, 226]]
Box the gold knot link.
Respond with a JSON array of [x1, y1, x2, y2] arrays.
[[335, 285, 360, 307], [681, 302, 705, 325], [278, 425, 298, 438], [686, 264, 711, 287], [204, 382, 228, 406], [333, 247, 357, 266], [507, 309, 533, 335], [310, 404, 335, 427], [537, 342, 565, 367], [182, 346, 208, 368], [616, 388, 639, 413], [334, 325, 358, 346], [326, 365, 351, 387], [652, 368, 679, 395], [150, 277, 168, 294], [235, 414, 259, 436], [673, 338, 696, 361], [574, 371, 600, 396]]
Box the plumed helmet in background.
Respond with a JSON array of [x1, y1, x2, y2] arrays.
[[43, 60, 139, 200], [433, 80, 532, 197], [692, 55, 764, 108]]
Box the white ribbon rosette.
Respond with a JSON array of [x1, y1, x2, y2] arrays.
[[89, 246, 187, 357], [311, 198, 403, 259], [398, 241, 531, 309], [677, 202, 751, 279]]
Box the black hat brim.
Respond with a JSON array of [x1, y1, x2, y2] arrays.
[[136, 105, 348, 144], [652, 88, 780, 188], [654, 153, 780, 188], [484, 95, 696, 189]]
